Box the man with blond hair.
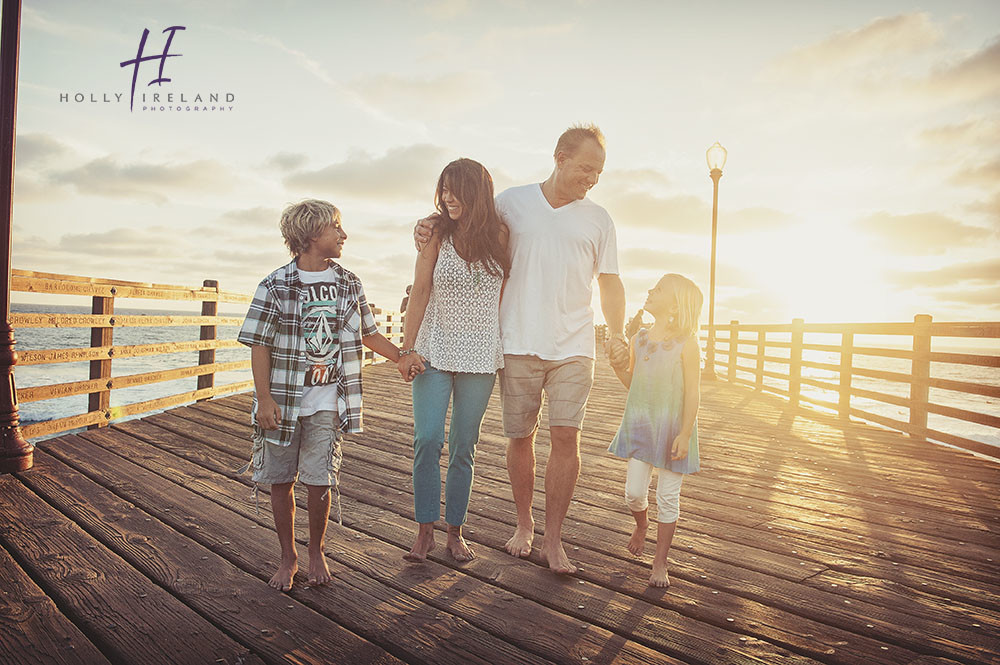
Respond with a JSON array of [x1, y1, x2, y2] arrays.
[[240, 199, 400, 591], [417, 125, 627, 573]]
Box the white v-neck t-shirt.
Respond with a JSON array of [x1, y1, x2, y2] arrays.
[[496, 183, 619, 360]]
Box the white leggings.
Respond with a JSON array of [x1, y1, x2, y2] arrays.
[[624, 457, 683, 523]]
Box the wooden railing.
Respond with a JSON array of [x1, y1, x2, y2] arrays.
[[701, 316, 1000, 457], [11, 270, 403, 440]]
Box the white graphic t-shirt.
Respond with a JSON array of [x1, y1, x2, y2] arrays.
[[298, 266, 343, 418]]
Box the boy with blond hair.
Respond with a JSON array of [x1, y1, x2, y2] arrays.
[[239, 199, 400, 591]]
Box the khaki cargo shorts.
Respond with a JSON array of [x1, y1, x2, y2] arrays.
[[499, 354, 595, 438], [251, 410, 343, 486]]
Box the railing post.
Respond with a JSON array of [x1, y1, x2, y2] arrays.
[[88, 291, 114, 428], [839, 331, 853, 419], [910, 314, 932, 440], [0, 0, 32, 473], [755, 330, 765, 390], [197, 280, 218, 401], [728, 320, 739, 382], [789, 318, 804, 408]]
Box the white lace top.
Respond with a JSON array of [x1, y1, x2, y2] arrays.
[[415, 236, 504, 373]]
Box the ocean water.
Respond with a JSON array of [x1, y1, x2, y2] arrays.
[[11, 305, 1000, 457]]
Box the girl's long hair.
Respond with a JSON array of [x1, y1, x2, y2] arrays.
[[434, 158, 510, 278], [661, 273, 704, 341]]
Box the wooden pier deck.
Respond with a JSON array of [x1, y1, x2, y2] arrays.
[[2, 361, 998, 665]]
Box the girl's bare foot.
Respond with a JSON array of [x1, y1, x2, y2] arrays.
[[403, 522, 436, 562], [446, 525, 476, 562], [307, 554, 332, 586], [269, 555, 297, 592], [648, 566, 670, 588], [628, 512, 648, 556], [541, 541, 578, 574]]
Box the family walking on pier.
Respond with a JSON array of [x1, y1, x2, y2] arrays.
[[239, 125, 703, 592]]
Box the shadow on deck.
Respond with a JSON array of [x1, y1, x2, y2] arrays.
[[1, 362, 998, 665]]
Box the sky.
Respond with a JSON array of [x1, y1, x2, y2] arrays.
[[7, 0, 1000, 324]]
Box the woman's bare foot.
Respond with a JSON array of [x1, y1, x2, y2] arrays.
[[269, 555, 297, 592], [541, 541, 578, 574], [446, 525, 476, 561], [504, 522, 534, 558], [403, 522, 437, 562], [307, 553, 332, 586], [648, 565, 670, 588], [628, 512, 648, 556]]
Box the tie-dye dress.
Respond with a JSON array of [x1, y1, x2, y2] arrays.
[[608, 328, 700, 474]]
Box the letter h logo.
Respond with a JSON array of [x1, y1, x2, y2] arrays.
[[120, 26, 186, 111]]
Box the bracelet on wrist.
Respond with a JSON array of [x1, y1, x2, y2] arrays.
[[399, 348, 417, 357]]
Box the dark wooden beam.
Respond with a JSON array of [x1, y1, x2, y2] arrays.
[[0, 0, 32, 473]]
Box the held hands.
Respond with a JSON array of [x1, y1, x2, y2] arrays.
[[256, 395, 282, 430], [413, 214, 440, 251], [671, 433, 690, 461], [605, 336, 629, 371], [397, 352, 426, 382]]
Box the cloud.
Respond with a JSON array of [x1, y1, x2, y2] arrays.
[[887, 258, 1000, 288], [950, 158, 1000, 189], [967, 191, 1000, 222], [22, 6, 130, 45], [853, 211, 993, 254], [928, 287, 1000, 307], [419, 0, 471, 19], [919, 117, 1000, 146], [51, 156, 234, 203], [15, 133, 70, 167], [219, 207, 280, 230], [619, 248, 752, 285], [767, 13, 941, 81], [919, 36, 1000, 102], [284, 144, 450, 202], [348, 71, 501, 117], [264, 152, 308, 172], [604, 187, 795, 235]]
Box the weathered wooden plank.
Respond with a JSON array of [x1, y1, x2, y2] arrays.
[[21, 411, 107, 439], [144, 409, 995, 665], [0, 541, 111, 665], [88, 421, 768, 665], [47, 430, 585, 665], [0, 475, 264, 665], [19, 360, 249, 403], [11, 313, 244, 328], [20, 449, 403, 665], [18, 339, 245, 366], [12, 275, 251, 303], [184, 398, 1000, 615]]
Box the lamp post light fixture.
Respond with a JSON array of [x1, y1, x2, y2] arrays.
[[703, 142, 727, 380]]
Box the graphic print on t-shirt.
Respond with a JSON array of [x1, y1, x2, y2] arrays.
[[302, 282, 339, 386]]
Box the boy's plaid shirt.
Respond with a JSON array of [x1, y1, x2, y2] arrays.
[[238, 259, 379, 446]]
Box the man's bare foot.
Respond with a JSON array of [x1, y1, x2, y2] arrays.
[[649, 566, 670, 588], [541, 541, 578, 574], [504, 524, 534, 558], [307, 554, 332, 586], [446, 526, 476, 562], [268, 556, 297, 592], [403, 523, 436, 562], [628, 515, 648, 556]]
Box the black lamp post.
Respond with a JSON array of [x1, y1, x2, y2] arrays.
[[703, 141, 727, 380]]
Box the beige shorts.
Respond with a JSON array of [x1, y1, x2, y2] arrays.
[[499, 354, 595, 438], [252, 410, 343, 486]]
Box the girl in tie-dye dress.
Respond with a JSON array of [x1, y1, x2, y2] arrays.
[[607, 273, 703, 587]]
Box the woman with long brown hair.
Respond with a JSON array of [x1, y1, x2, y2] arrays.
[[397, 158, 510, 562]]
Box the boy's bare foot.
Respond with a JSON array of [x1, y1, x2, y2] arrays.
[[628, 513, 648, 556], [269, 556, 297, 592], [403, 523, 436, 562], [648, 566, 670, 588], [307, 554, 332, 586], [504, 523, 534, 558], [446, 526, 476, 562], [541, 541, 577, 574]]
